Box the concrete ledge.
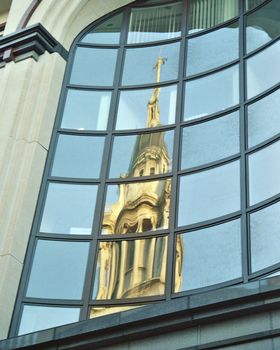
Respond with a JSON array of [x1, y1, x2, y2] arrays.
[[2, 276, 280, 349]]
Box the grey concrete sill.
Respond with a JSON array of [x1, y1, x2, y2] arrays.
[[1, 276, 280, 350]]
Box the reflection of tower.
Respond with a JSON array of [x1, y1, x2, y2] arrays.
[[147, 56, 166, 128], [92, 58, 182, 315]]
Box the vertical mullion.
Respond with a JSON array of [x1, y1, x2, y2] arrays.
[[239, 0, 249, 283], [80, 8, 130, 320], [165, 0, 188, 300]]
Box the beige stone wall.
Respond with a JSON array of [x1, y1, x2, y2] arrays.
[[0, 0, 134, 340]]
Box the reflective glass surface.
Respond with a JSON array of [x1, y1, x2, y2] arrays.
[[15, 0, 280, 335], [40, 183, 97, 234], [184, 65, 239, 120], [186, 22, 239, 76], [90, 305, 142, 318], [247, 88, 280, 148], [175, 219, 241, 292], [93, 236, 168, 299], [110, 130, 174, 178], [262, 270, 280, 278], [187, 0, 238, 33], [246, 0, 280, 53], [246, 0, 267, 11], [102, 179, 171, 234], [81, 13, 123, 44], [116, 85, 177, 130], [178, 161, 240, 226], [249, 140, 280, 205], [122, 42, 180, 86], [60, 89, 111, 131], [128, 3, 182, 43], [250, 201, 280, 272], [70, 47, 118, 86], [51, 135, 104, 178], [181, 111, 239, 169], [247, 40, 280, 99], [26, 240, 89, 299], [18, 306, 80, 336]]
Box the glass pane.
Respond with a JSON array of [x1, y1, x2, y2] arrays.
[[251, 201, 280, 272], [93, 236, 167, 299], [186, 22, 239, 76], [90, 305, 143, 318], [178, 161, 240, 226], [246, 0, 266, 11], [127, 3, 182, 44], [181, 111, 239, 169], [247, 40, 280, 99], [122, 42, 180, 86], [102, 179, 171, 234], [249, 140, 280, 205], [40, 183, 97, 234], [247, 88, 280, 148], [116, 84, 177, 130], [60, 89, 111, 131], [175, 219, 241, 292], [246, 0, 280, 53], [262, 270, 280, 278], [81, 13, 123, 44], [26, 240, 89, 299], [70, 47, 118, 86], [51, 135, 104, 178], [184, 65, 239, 120], [110, 130, 174, 178], [187, 0, 239, 33], [18, 305, 80, 335]]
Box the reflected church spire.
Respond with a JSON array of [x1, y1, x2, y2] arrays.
[[92, 58, 178, 308], [147, 56, 167, 128]]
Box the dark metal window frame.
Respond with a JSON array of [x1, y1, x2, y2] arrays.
[[9, 0, 280, 337]]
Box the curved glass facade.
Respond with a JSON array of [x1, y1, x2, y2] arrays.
[[12, 0, 280, 336]]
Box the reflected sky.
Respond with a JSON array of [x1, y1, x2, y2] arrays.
[[26, 240, 89, 299], [249, 140, 280, 205], [61, 89, 111, 131], [187, 23, 239, 76], [178, 161, 240, 225], [19, 306, 80, 336], [70, 47, 118, 86], [181, 111, 239, 169], [247, 88, 280, 148], [184, 65, 239, 120], [116, 85, 177, 130], [122, 42, 180, 86], [247, 40, 280, 99], [251, 201, 280, 272], [40, 183, 97, 235], [175, 219, 241, 291], [81, 13, 123, 44]]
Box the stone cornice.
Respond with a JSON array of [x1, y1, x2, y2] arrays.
[[0, 23, 68, 67]]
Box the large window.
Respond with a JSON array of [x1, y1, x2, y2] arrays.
[[10, 0, 280, 336]]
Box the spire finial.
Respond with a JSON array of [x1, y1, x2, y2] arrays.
[[153, 56, 167, 83]]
